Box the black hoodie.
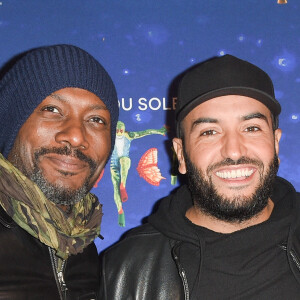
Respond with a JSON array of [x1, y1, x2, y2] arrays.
[[100, 176, 300, 300], [149, 176, 300, 299]]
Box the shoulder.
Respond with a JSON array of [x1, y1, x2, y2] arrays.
[[100, 223, 179, 278], [123, 222, 160, 238], [101, 223, 169, 263], [99, 224, 183, 300], [104, 223, 163, 251]]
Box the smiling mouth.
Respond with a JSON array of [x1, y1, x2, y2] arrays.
[[46, 155, 88, 173], [216, 168, 254, 179]]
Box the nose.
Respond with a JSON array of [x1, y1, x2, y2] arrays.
[[55, 120, 89, 150], [220, 132, 247, 161]]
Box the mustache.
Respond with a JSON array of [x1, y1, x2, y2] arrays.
[[34, 146, 97, 172], [207, 156, 264, 173]]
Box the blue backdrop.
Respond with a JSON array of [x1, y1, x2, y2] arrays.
[[0, 0, 299, 252]]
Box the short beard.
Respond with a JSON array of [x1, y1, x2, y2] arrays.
[[184, 150, 279, 223], [30, 169, 90, 206], [29, 147, 97, 206]]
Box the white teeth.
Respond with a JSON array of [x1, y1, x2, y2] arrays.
[[216, 169, 254, 179]]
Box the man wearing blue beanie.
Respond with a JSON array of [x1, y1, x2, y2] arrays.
[[0, 44, 119, 299]]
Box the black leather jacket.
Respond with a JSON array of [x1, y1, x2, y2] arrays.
[[100, 177, 300, 300], [0, 205, 100, 300], [100, 223, 186, 300]]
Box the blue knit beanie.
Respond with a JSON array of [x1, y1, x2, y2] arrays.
[[0, 44, 119, 158]]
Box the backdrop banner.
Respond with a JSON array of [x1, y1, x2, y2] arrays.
[[0, 0, 299, 252]]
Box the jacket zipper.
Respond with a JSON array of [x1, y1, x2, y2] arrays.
[[279, 244, 300, 272], [290, 249, 300, 271], [48, 247, 68, 300], [172, 244, 190, 300]]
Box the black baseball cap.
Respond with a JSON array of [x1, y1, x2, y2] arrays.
[[175, 54, 281, 135]]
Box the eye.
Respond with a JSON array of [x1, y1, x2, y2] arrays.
[[89, 116, 105, 124], [245, 126, 260, 132], [201, 129, 217, 136], [41, 106, 60, 113]]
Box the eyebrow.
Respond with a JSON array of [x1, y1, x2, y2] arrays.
[[241, 112, 268, 123], [50, 93, 108, 111], [191, 117, 218, 131], [190, 112, 270, 132]]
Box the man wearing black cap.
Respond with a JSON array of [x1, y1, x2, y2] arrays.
[[0, 44, 119, 299], [100, 55, 300, 299]]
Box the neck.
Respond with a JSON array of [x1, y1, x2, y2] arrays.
[[186, 199, 274, 234], [58, 204, 72, 214]]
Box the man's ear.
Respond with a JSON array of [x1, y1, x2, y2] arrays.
[[274, 128, 282, 161], [172, 138, 187, 174]]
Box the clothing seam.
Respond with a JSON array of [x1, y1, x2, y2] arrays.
[[101, 255, 108, 300], [172, 241, 190, 300], [49, 246, 65, 300]]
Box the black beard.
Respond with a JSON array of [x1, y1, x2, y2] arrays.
[[184, 150, 279, 223], [29, 146, 97, 206]]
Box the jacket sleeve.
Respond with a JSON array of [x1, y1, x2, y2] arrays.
[[99, 225, 185, 300]]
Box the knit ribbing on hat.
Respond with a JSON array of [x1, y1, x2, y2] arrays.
[[0, 44, 119, 158]]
